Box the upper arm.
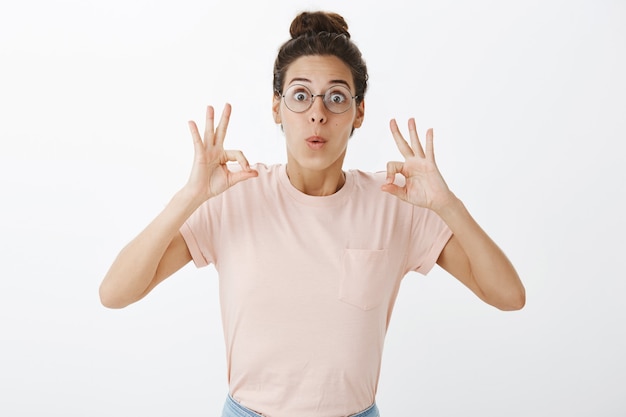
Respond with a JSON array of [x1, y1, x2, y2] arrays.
[[436, 234, 487, 302], [137, 231, 193, 300]]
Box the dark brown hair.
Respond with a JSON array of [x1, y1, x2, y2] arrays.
[[273, 11, 368, 105]]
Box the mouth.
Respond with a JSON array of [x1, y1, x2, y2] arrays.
[[306, 136, 327, 150]]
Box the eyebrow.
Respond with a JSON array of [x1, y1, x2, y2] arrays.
[[287, 77, 352, 89]]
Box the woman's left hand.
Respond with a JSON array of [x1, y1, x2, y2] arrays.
[[381, 118, 455, 213]]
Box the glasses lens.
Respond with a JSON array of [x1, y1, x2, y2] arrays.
[[284, 85, 312, 113], [323, 85, 353, 114]]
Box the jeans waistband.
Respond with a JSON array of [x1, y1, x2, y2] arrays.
[[222, 394, 380, 417]]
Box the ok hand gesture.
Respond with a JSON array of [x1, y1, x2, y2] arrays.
[[381, 118, 455, 213], [185, 104, 258, 203]]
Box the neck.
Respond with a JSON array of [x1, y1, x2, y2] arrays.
[[285, 163, 346, 196]]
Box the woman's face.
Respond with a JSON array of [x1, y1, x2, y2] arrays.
[[272, 55, 365, 174]]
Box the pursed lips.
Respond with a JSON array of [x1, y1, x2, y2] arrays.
[[306, 135, 326, 143], [305, 135, 327, 150]]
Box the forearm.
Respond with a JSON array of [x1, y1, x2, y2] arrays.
[[99, 188, 202, 308], [437, 195, 525, 310]]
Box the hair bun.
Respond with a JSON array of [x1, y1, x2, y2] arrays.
[[289, 11, 350, 39]]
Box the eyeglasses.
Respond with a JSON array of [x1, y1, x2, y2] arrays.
[[280, 84, 358, 114]]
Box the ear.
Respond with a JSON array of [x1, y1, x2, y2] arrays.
[[352, 100, 365, 129], [272, 94, 282, 124]]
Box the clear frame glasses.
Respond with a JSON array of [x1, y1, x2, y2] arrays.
[[280, 84, 358, 114]]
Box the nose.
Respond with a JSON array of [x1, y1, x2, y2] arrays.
[[308, 94, 327, 123]]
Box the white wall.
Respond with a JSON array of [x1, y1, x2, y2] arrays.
[[1, 0, 624, 415]]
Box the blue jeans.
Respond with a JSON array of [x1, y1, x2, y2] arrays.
[[221, 394, 380, 417]]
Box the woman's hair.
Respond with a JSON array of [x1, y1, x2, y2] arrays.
[[273, 11, 368, 105]]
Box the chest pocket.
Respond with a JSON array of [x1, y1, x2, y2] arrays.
[[339, 248, 391, 311]]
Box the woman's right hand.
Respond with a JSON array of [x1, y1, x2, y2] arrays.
[[185, 104, 258, 203]]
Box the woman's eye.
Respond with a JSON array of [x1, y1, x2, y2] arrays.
[[329, 92, 347, 103], [293, 91, 309, 101]]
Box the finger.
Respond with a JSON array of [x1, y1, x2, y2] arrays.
[[188, 120, 204, 152], [224, 150, 259, 185], [229, 168, 259, 186], [408, 118, 425, 158], [224, 149, 253, 172], [381, 162, 406, 198], [425, 128, 435, 161], [389, 119, 414, 159], [380, 181, 404, 199], [215, 103, 232, 147], [384, 160, 404, 184], [204, 105, 215, 147]]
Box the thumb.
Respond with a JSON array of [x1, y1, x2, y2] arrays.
[[380, 182, 405, 200], [229, 169, 259, 187]]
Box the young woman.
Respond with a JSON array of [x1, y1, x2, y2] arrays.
[[100, 11, 525, 417]]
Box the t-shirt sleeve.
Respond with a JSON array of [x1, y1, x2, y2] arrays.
[[179, 197, 221, 268], [406, 205, 453, 275]]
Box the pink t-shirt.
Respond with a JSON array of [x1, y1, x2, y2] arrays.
[[180, 163, 452, 417]]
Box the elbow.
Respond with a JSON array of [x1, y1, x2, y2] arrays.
[[99, 283, 130, 309], [499, 297, 525, 312], [496, 286, 526, 311]]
